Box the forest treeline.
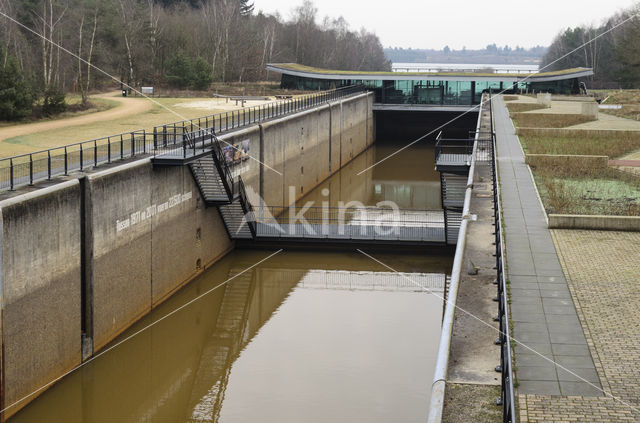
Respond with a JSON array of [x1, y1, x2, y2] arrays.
[[541, 3, 640, 88], [0, 0, 389, 120]]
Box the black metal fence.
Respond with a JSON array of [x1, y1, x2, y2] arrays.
[[488, 95, 517, 423], [253, 206, 446, 242], [0, 86, 366, 193], [152, 85, 366, 148], [0, 130, 148, 191], [434, 131, 475, 164]]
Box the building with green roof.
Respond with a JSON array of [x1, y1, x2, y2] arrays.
[[267, 63, 593, 110]]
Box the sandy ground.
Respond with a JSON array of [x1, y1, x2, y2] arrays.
[[174, 98, 278, 111], [0, 91, 152, 143]]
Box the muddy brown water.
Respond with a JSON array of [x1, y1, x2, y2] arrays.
[[10, 142, 453, 423]]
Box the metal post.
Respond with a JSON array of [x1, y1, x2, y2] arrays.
[[120, 135, 124, 159], [80, 144, 84, 171], [131, 133, 135, 157], [47, 150, 51, 180], [29, 154, 34, 185], [94, 140, 98, 167], [64, 147, 68, 175], [162, 125, 167, 147], [108, 138, 111, 163], [9, 158, 14, 190]]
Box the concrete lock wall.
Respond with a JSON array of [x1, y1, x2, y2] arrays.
[[216, 92, 373, 207], [85, 160, 233, 352], [0, 181, 82, 419], [0, 91, 373, 418]]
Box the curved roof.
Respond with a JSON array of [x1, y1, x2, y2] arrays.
[[266, 63, 593, 83]]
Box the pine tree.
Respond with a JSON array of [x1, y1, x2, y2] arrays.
[[0, 44, 34, 121], [192, 57, 213, 90]]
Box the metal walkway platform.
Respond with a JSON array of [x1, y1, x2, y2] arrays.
[[150, 125, 475, 247]]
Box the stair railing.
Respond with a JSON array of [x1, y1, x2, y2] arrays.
[[235, 176, 256, 238], [208, 131, 235, 200]]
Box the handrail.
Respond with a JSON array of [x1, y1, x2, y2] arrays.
[[0, 130, 148, 191], [490, 93, 517, 422], [235, 176, 256, 237], [427, 94, 483, 423]]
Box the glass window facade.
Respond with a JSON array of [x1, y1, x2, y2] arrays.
[[280, 74, 578, 105]]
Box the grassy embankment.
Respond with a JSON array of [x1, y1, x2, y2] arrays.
[[519, 130, 640, 216], [510, 112, 596, 128], [505, 103, 547, 113], [596, 89, 640, 121]]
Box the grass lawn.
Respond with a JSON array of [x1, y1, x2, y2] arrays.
[[594, 89, 640, 121], [506, 103, 547, 113], [520, 132, 640, 158], [510, 112, 596, 128], [0, 96, 225, 157]]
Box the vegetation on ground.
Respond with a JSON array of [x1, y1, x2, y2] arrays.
[[511, 113, 596, 128], [590, 89, 640, 122], [600, 89, 640, 104], [530, 159, 640, 216], [441, 383, 502, 423], [502, 95, 519, 102], [520, 132, 640, 158], [506, 103, 547, 113], [520, 129, 640, 215], [599, 105, 640, 122]]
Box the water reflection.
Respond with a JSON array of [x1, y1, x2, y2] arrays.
[[300, 142, 441, 210], [10, 251, 451, 423]]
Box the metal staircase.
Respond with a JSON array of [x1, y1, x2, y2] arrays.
[[152, 128, 256, 241], [440, 172, 466, 245], [189, 155, 230, 204], [436, 131, 474, 246]]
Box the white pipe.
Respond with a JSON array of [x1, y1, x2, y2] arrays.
[[426, 95, 485, 423]]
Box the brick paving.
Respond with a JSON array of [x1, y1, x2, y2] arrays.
[[518, 230, 640, 421]]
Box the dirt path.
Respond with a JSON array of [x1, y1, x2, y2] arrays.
[[0, 91, 153, 143]]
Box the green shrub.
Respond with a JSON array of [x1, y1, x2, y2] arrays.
[[165, 50, 194, 89], [192, 57, 213, 90], [42, 85, 67, 116]]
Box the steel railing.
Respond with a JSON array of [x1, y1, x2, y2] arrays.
[[434, 131, 475, 164], [152, 85, 366, 148], [489, 93, 517, 423], [0, 86, 367, 193], [252, 206, 446, 242], [0, 130, 148, 191]]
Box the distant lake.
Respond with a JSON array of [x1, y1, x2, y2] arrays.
[[392, 62, 539, 74]]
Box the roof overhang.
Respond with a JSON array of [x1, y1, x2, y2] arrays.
[[267, 63, 594, 83]]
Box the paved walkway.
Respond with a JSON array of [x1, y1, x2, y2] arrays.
[[493, 96, 602, 397]]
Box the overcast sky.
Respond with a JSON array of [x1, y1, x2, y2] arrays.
[[255, 0, 638, 49]]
